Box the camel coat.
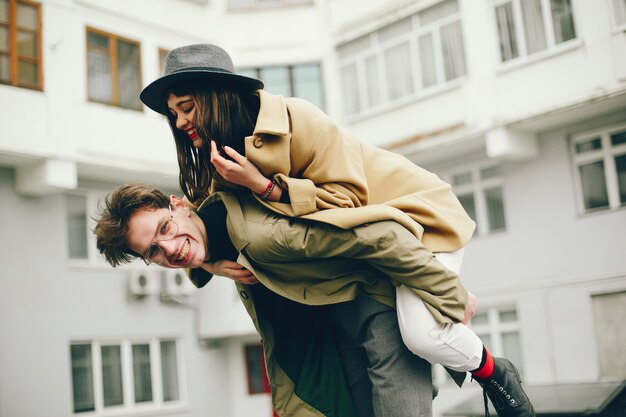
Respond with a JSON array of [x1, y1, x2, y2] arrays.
[[241, 90, 476, 253]]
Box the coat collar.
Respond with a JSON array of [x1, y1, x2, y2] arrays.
[[197, 191, 250, 252], [252, 90, 290, 136]]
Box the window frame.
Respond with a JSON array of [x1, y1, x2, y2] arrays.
[[69, 338, 185, 415], [337, 0, 467, 118], [491, 0, 578, 65], [85, 26, 143, 111], [570, 122, 626, 214], [447, 163, 507, 236], [611, 0, 626, 30], [0, 0, 43, 90]]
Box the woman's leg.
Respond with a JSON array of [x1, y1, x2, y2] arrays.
[[396, 248, 484, 372]]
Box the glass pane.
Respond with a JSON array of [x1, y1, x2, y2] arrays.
[[551, 0, 576, 43], [502, 332, 523, 376], [418, 33, 437, 88], [245, 345, 266, 394], [117, 40, 141, 109], [338, 35, 371, 59], [615, 154, 626, 204], [66, 195, 88, 260], [418, 0, 459, 26], [480, 165, 501, 180], [457, 193, 477, 223], [292, 63, 323, 110], [229, 0, 252, 8], [87, 31, 109, 49], [17, 31, 37, 57], [472, 312, 489, 326], [237, 67, 257, 79], [340, 63, 360, 114], [259, 66, 290, 97], [614, 0, 626, 26], [496, 3, 519, 62], [452, 171, 472, 186], [611, 130, 626, 146], [0, 26, 7, 51], [440, 21, 467, 81], [18, 60, 37, 86], [499, 309, 518, 322], [384, 41, 414, 100], [485, 186, 506, 232], [161, 341, 180, 402], [364, 55, 380, 107], [71, 344, 95, 413], [377, 17, 412, 43], [0, 1, 7, 21], [132, 344, 153, 403], [521, 0, 547, 54], [158, 48, 169, 75], [579, 160, 609, 210], [17, 3, 37, 30], [575, 137, 602, 154], [87, 38, 112, 103], [101, 345, 124, 407], [0, 53, 8, 82]]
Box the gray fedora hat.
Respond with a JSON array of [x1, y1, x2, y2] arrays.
[[140, 43, 263, 115]]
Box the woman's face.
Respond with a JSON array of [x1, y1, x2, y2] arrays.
[[167, 93, 203, 149]]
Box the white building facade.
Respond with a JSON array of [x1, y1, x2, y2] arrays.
[[1, 0, 625, 416]]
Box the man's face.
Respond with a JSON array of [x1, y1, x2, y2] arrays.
[[126, 197, 207, 269]]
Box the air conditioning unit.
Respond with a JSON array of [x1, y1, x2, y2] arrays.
[[161, 269, 197, 298], [128, 269, 160, 298]]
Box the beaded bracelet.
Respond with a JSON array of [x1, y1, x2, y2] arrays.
[[258, 180, 276, 200]]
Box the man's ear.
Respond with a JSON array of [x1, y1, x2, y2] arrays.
[[169, 195, 190, 215]]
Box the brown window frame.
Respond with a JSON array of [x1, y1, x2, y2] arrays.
[[0, 0, 43, 90], [85, 26, 143, 111]]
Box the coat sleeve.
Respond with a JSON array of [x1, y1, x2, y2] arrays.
[[275, 219, 468, 324], [271, 100, 370, 216]]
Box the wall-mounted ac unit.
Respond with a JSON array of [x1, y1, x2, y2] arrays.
[[128, 269, 160, 298], [161, 269, 196, 298]]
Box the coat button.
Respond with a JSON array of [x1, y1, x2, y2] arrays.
[[253, 137, 263, 148], [239, 290, 249, 300]]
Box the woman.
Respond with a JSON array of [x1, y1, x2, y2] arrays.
[[140, 43, 534, 417]]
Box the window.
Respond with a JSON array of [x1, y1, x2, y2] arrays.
[[591, 291, 626, 378], [0, 0, 42, 89], [158, 47, 169, 75], [471, 306, 524, 376], [612, 0, 626, 29], [450, 164, 506, 235], [571, 124, 626, 213], [228, 0, 311, 10], [244, 344, 270, 395], [337, 0, 467, 116], [239, 63, 324, 110], [70, 339, 182, 414], [66, 194, 89, 260], [493, 0, 576, 63], [86, 27, 142, 110]]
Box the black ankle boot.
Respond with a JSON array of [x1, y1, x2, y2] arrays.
[[475, 358, 535, 417]]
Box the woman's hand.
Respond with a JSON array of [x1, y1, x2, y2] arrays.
[[462, 291, 477, 324], [210, 141, 268, 193], [202, 260, 259, 285]]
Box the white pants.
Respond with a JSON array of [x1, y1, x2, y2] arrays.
[[396, 248, 484, 372]]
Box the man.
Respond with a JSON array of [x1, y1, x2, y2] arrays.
[[94, 184, 533, 417]]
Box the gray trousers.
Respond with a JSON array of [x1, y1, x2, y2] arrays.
[[326, 296, 434, 417]]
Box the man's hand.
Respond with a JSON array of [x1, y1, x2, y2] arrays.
[[462, 291, 477, 324], [202, 260, 259, 285], [210, 141, 268, 193]]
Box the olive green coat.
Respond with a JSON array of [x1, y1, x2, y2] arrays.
[[189, 191, 468, 416]]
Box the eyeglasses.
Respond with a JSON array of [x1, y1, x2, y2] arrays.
[[142, 205, 179, 266]]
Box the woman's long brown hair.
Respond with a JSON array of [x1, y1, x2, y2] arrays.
[[165, 81, 260, 205]]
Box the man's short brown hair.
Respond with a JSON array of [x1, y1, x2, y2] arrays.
[[93, 183, 169, 266]]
